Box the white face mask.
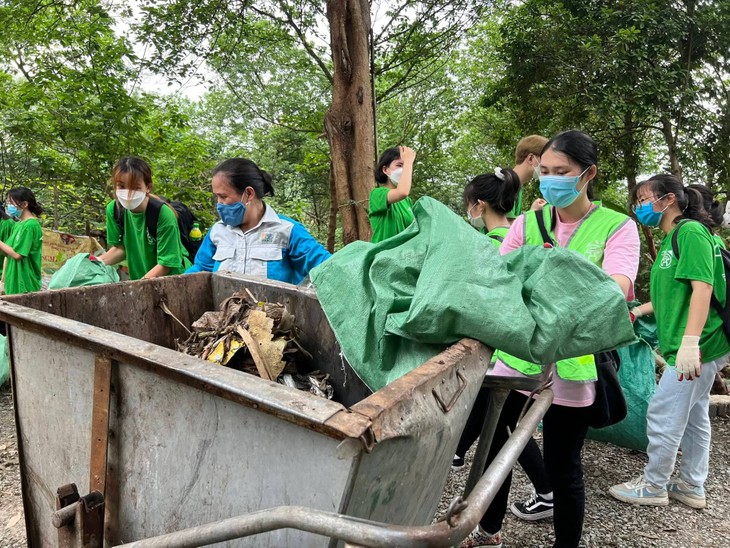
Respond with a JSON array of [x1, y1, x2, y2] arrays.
[[388, 167, 403, 185], [467, 203, 485, 229], [116, 189, 147, 210], [723, 202, 730, 228]]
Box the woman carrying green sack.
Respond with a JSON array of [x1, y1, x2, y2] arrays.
[[462, 131, 640, 548]]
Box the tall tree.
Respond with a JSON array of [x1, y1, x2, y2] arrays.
[[135, 0, 482, 245]]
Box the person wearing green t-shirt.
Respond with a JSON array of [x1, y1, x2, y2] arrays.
[[464, 168, 521, 248], [507, 134, 548, 220], [0, 188, 43, 295], [611, 175, 730, 511], [368, 146, 416, 243], [98, 157, 190, 280]]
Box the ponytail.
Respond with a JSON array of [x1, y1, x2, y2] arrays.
[[464, 167, 522, 214], [687, 183, 724, 227]]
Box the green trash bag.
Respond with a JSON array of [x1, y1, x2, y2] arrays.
[[587, 317, 657, 451], [311, 197, 636, 391], [0, 335, 8, 387], [48, 253, 120, 290]]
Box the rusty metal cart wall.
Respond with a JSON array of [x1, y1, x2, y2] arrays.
[[0, 272, 495, 547]]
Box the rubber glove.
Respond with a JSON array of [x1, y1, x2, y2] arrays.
[[629, 308, 642, 323], [675, 336, 701, 381]]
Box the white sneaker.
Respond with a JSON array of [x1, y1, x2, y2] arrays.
[[609, 475, 668, 506]]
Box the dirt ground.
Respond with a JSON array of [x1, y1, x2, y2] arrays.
[[0, 385, 24, 547]]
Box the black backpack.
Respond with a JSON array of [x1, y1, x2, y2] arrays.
[[671, 220, 730, 338], [113, 197, 201, 260]]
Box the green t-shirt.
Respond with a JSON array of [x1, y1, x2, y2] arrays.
[[368, 186, 414, 243], [507, 187, 524, 219], [4, 217, 43, 295], [106, 201, 190, 281], [0, 217, 17, 279], [651, 221, 730, 365], [486, 226, 509, 247]]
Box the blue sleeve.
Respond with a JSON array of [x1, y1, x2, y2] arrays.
[[287, 222, 331, 280], [185, 230, 216, 274]]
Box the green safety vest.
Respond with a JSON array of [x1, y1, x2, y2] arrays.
[[496, 204, 630, 382]]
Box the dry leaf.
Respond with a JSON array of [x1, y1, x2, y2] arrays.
[[5, 513, 21, 529], [206, 336, 244, 366], [192, 311, 222, 331], [247, 310, 286, 379]]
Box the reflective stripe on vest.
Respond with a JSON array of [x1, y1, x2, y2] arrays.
[[497, 205, 630, 382]]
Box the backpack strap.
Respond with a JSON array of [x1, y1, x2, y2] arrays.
[[113, 201, 125, 240], [670, 219, 694, 260], [144, 197, 165, 241], [489, 234, 505, 243], [535, 207, 556, 247]]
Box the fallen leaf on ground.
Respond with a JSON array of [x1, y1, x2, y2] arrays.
[[5, 513, 21, 529]]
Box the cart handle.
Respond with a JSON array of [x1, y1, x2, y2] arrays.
[[122, 390, 552, 548]]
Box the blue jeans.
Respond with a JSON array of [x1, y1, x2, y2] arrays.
[[644, 355, 727, 489]]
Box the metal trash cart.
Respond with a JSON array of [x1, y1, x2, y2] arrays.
[[0, 272, 550, 547]]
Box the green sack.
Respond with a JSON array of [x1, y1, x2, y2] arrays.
[[48, 253, 120, 290], [311, 197, 636, 391], [0, 335, 8, 387], [587, 337, 656, 451]]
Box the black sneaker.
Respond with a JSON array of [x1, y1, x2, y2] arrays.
[[452, 454, 465, 470], [509, 492, 554, 521]]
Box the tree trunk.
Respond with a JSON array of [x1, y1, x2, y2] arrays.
[[327, 164, 337, 252], [53, 179, 59, 230], [621, 112, 657, 261], [324, 0, 374, 245], [661, 116, 683, 181]]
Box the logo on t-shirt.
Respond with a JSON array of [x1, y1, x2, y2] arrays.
[[584, 241, 606, 263], [659, 249, 674, 269]]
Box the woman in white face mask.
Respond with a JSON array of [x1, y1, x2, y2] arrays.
[[369, 145, 416, 243], [463, 167, 521, 247], [98, 156, 191, 280]]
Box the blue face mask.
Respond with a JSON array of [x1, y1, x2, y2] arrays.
[[539, 167, 591, 208], [6, 204, 20, 218], [216, 199, 246, 227], [634, 195, 667, 227]]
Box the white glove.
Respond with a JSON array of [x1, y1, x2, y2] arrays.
[[675, 336, 701, 381]]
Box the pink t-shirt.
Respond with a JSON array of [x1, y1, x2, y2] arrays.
[[491, 206, 640, 407]]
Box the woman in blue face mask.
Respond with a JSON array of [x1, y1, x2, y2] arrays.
[[463, 131, 641, 548], [186, 158, 331, 284], [610, 175, 729, 511]]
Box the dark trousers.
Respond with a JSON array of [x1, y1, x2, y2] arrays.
[[480, 391, 589, 548], [457, 386, 552, 494]]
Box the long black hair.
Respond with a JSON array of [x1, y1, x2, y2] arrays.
[[8, 187, 43, 216], [463, 168, 521, 214], [630, 174, 713, 229], [374, 147, 401, 185], [213, 158, 274, 198]]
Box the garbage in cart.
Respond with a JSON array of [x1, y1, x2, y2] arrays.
[[177, 288, 335, 399]]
